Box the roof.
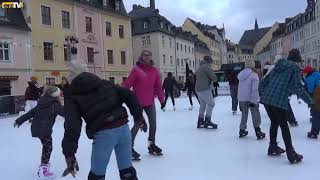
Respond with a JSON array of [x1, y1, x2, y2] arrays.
[[129, 5, 174, 36], [238, 27, 271, 48], [226, 40, 237, 51], [173, 27, 197, 42], [220, 61, 261, 71], [75, 0, 128, 17], [187, 18, 220, 42], [0, 6, 30, 31], [194, 37, 211, 54]]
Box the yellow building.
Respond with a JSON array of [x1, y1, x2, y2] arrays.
[[182, 18, 221, 70], [100, 7, 133, 85], [22, 0, 75, 85]]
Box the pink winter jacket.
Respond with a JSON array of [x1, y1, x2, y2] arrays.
[[123, 63, 165, 107]]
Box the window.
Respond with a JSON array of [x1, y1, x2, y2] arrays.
[[0, 42, 10, 61], [177, 43, 179, 50], [188, 46, 190, 53], [119, 25, 124, 38], [115, 0, 120, 10], [122, 77, 127, 83], [180, 44, 182, 51], [160, 22, 164, 28], [169, 38, 172, 48], [109, 77, 115, 84], [146, 36, 151, 45], [63, 44, 70, 61], [107, 50, 113, 64], [143, 22, 149, 29], [185, 45, 187, 52], [41, 5, 51, 25], [85, 17, 92, 33], [192, 48, 194, 54], [181, 59, 184, 67], [142, 37, 146, 46], [170, 56, 173, 65], [121, 51, 126, 65], [106, 22, 112, 36], [163, 55, 166, 65], [45, 78, 55, 85], [43, 42, 53, 61], [61, 11, 70, 29], [87, 47, 94, 64], [0, 80, 11, 96], [177, 58, 179, 66], [162, 36, 165, 47], [103, 0, 108, 6]]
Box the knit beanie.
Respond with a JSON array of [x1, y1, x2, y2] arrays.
[[66, 59, 87, 83], [204, 56, 213, 64], [245, 59, 255, 69], [44, 85, 61, 97], [302, 66, 314, 75]]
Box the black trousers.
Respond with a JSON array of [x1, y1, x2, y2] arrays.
[[164, 90, 175, 106], [39, 136, 53, 164], [188, 90, 199, 106], [286, 103, 297, 124], [264, 105, 293, 150]]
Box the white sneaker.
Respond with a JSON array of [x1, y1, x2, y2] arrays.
[[37, 164, 55, 180]]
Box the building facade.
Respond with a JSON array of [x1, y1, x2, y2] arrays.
[[195, 39, 211, 70], [0, 8, 31, 96]]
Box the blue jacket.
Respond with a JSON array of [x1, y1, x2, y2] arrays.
[[259, 59, 312, 110], [305, 72, 320, 94]]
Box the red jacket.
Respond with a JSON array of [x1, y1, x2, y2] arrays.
[[123, 62, 164, 107]]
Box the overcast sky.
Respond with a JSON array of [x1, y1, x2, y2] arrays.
[[124, 0, 308, 43]]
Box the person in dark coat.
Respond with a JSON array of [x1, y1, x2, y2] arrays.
[[259, 49, 313, 164], [184, 71, 199, 110], [212, 82, 220, 98], [226, 65, 241, 115], [25, 76, 43, 117], [61, 60, 147, 180], [14, 85, 64, 179], [162, 72, 179, 111]]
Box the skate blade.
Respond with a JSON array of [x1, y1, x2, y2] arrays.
[[132, 157, 141, 161], [149, 152, 163, 156], [37, 176, 56, 180]]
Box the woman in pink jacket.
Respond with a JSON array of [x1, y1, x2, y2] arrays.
[[123, 50, 165, 160]]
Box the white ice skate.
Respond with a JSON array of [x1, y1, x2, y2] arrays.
[[37, 164, 55, 180]]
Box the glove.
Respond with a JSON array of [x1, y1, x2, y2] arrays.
[[134, 115, 148, 133], [13, 122, 20, 128], [62, 155, 79, 177], [161, 103, 166, 110]]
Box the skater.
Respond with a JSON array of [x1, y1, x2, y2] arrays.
[[57, 76, 71, 97], [237, 59, 265, 139], [24, 76, 43, 122], [123, 50, 165, 159], [195, 56, 218, 129], [212, 82, 219, 97], [162, 72, 179, 111], [184, 71, 199, 110], [226, 65, 241, 115], [302, 66, 320, 138], [14, 85, 64, 179], [62, 60, 147, 180], [259, 49, 313, 164]]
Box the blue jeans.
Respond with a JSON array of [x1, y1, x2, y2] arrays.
[[91, 124, 132, 176], [311, 110, 320, 130]]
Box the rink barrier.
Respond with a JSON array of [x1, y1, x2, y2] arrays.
[[0, 95, 25, 117]]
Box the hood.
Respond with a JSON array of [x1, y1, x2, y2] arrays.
[[237, 68, 253, 81], [37, 96, 58, 109], [273, 59, 297, 73], [70, 72, 102, 94]]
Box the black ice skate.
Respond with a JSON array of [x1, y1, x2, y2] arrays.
[[268, 143, 285, 156], [255, 127, 266, 140], [132, 148, 141, 161], [289, 121, 298, 127], [239, 129, 248, 138], [148, 144, 163, 156], [204, 116, 218, 129], [307, 129, 319, 139], [197, 116, 205, 129], [286, 148, 303, 164]]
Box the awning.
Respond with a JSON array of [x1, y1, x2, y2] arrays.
[[0, 76, 19, 80]]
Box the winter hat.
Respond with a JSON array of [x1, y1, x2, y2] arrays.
[[66, 59, 87, 83], [288, 49, 302, 63], [302, 66, 314, 74], [167, 72, 173, 77], [43, 85, 61, 97], [204, 56, 213, 64], [245, 59, 255, 69], [30, 76, 38, 82]]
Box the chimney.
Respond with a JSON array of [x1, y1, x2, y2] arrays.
[[255, 18, 259, 30], [150, 0, 155, 9], [132, 4, 138, 10]]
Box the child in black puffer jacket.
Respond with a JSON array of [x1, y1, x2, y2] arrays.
[[14, 85, 64, 179]]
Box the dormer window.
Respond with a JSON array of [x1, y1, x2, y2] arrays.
[[115, 0, 120, 11], [103, 0, 108, 7], [160, 22, 164, 29], [144, 21, 150, 29]]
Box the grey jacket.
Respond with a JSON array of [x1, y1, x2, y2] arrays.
[[195, 60, 218, 92]]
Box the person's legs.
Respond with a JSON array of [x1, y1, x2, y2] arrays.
[[287, 102, 297, 125], [193, 90, 200, 103], [163, 91, 169, 107], [131, 121, 140, 147], [230, 85, 238, 112], [250, 104, 262, 128], [265, 105, 279, 146], [115, 125, 133, 170], [204, 92, 215, 117], [90, 129, 117, 176], [170, 90, 175, 106], [144, 105, 157, 143], [188, 90, 193, 106], [197, 91, 207, 118], [239, 102, 249, 130], [277, 108, 294, 150], [39, 136, 53, 164]]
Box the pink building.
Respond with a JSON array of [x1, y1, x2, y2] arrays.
[[74, 1, 103, 78], [0, 8, 31, 96]]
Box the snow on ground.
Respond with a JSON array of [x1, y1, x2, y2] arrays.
[[0, 95, 319, 180]]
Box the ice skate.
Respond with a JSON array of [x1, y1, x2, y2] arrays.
[[148, 143, 163, 156], [239, 129, 248, 138], [255, 127, 266, 140], [197, 116, 205, 129], [268, 144, 285, 156], [232, 111, 237, 115], [286, 148, 303, 164], [37, 164, 55, 180], [289, 121, 298, 127], [204, 116, 218, 129], [307, 129, 319, 139], [189, 105, 193, 110], [132, 148, 141, 161]]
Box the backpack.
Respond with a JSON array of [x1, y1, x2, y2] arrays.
[[25, 87, 32, 100]]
